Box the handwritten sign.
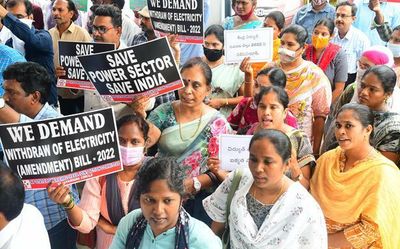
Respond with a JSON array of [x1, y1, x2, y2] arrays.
[[224, 28, 273, 64], [218, 134, 252, 171], [0, 108, 122, 189], [147, 0, 204, 44], [77, 37, 183, 102]]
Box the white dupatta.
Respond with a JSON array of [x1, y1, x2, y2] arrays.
[[203, 169, 327, 249]]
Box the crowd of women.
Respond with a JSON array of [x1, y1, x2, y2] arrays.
[[45, 0, 400, 248]]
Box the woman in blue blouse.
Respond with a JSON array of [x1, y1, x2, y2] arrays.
[[109, 157, 221, 249]]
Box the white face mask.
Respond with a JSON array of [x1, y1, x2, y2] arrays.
[[119, 146, 145, 166], [387, 42, 400, 58], [11, 18, 34, 56], [278, 47, 297, 63]]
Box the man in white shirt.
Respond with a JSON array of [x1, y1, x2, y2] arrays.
[[0, 163, 50, 249], [331, 1, 370, 87]]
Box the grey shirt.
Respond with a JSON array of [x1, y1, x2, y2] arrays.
[[321, 49, 348, 90]]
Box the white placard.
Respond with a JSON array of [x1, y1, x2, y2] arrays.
[[224, 28, 273, 64], [218, 134, 253, 171]]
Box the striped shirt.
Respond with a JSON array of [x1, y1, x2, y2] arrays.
[[331, 26, 370, 74]]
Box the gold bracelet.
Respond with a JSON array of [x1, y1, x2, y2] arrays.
[[225, 98, 229, 106], [64, 202, 75, 211]]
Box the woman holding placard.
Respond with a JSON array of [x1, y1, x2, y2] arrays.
[[47, 114, 149, 249], [202, 24, 245, 118], [223, 0, 262, 30], [246, 86, 314, 189], [131, 57, 232, 225], [203, 129, 327, 249]]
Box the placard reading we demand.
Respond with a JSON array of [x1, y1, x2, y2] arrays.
[[219, 134, 253, 171], [147, 0, 204, 44], [0, 108, 122, 190], [57, 41, 115, 90], [77, 37, 183, 102], [224, 28, 273, 64]]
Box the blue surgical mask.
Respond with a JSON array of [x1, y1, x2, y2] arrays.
[[387, 42, 400, 58]]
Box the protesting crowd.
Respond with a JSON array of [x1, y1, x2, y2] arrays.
[[0, 0, 399, 248]]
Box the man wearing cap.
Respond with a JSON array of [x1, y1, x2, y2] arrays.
[[131, 6, 155, 46], [130, 5, 175, 110]]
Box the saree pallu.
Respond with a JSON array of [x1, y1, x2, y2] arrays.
[[158, 110, 231, 177], [203, 169, 327, 248], [311, 147, 400, 248], [278, 60, 332, 139]]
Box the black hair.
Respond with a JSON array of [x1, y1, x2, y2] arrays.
[[232, 0, 257, 8], [6, 0, 32, 16], [280, 24, 308, 47], [249, 129, 292, 163], [393, 25, 400, 32], [64, 0, 79, 21], [265, 11, 285, 30], [117, 114, 149, 141], [180, 57, 212, 86], [3, 62, 51, 104], [134, 157, 186, 200], [257, 67, 287, 88], [204, 24, 224, 45], [0, 162, 25, 221], [314, 18, 335, 36], [336, 103, 374, 141], [362, 65, 397, 95], [336, 1, 357, 17], [111, 0, 124, 10], [94, 4, 122, 27], [255, 85, 289, 109]]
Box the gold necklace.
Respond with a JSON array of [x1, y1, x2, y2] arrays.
[[252, 179, 286, 205], [178, 103, 203, 141]]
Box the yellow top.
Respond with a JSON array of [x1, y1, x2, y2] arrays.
[[311, 147, 400, 248]]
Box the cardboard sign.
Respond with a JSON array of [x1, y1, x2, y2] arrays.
[[77, 37, 183, 102], [218, 134, 252, 171], [147, 0, 204, 44], [0, 108, 122, 189], [57, 41, 115, 90], [224, 28, 274, 64]]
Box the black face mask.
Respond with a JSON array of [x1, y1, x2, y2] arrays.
[[203, 46, 224, 62]]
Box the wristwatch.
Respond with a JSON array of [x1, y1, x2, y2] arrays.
[[193, 177, 201, 192], [0, 98, 5, 109]]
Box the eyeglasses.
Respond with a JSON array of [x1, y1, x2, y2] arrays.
[[335, 13, 353, 19], [92, 25, 114, 34]]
